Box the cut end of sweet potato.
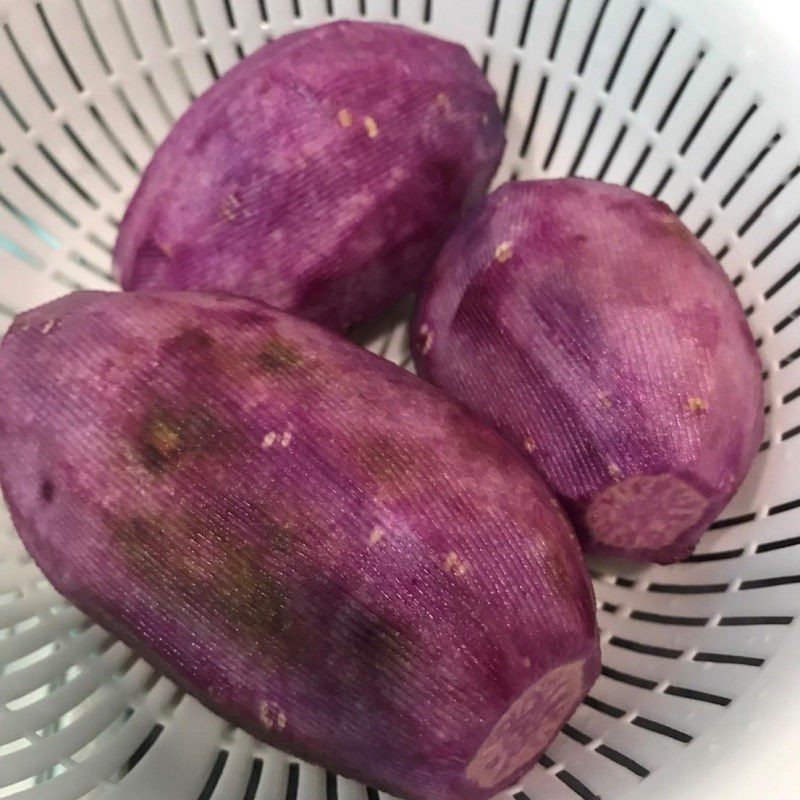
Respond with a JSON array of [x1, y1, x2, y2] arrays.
[[586, 473, 708, 550], [465, 659, 585, 790]]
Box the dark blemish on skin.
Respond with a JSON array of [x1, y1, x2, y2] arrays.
[[138, 407, 221, 473], [162, 328, 214, 358], [257, 338, 305, 374], [355, 436, 416, 483], [39, 478, 55, 503]]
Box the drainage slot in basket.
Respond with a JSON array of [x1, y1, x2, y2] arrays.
[[595, 744, 649, 778], [285, 763, 300, 800], [196, 749, 228, 800], [630, 715, 692, 743], [517, 0, 536, 48], [562, 723, 592, 745], [701, 103, 759, 180], [604, 6, 645, 93], [683, 546, 745, 562], [739, 574, 800, 590], [721, 132, 782, 208], [718, 615, 794, 626], [608, 636, 682, 659], [630, 610, 708, 627], [646, 581, 729, 594], [583, 694, 626, 719], [663, 685, 731, 706], [325, 770, 337, 800], [600, 665, 658, 690], [126, 723, 164, 772], [708, 512, 756, 530], [577, 0, 611, 75], [693, 651, 765, 667], [556, 769, 599, 800], [244, 759, 264, 800], [756, 535, 800, 553], [632, 25, 676, 111]]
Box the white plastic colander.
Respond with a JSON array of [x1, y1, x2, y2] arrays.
[[1, 0, 799, 798]]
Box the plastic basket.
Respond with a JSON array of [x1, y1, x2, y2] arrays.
[[1, 1, 800, 798]]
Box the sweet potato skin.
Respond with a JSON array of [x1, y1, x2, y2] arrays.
[[412, 179, 764, 564], [114, 21, 505, 331], [0, 291, 598, 800]]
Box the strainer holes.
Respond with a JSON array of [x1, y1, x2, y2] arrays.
[[753, 209, 800, 268], [112, 0, 144, 59], [150, 0, 174, 48], [663, 685, 730, 706], [720, 132, 782, 208], [708, 513, 755, 531], [647, 581, 729, 594], [630, 716, 692, 743], [757, 534, 800, 553], [693, 652, 764, 667], [604, 5, 644, 93], [88, 104, 140, 174], [62, 122, 122, 193], [3, 22, 56, 110], [583, 694, 625, 719], [608, 636, 682, 659], [701, 103, 758, 181], [596, 124, 627, 181], [600, 665, 657, 690], [656, 49, 705, 133], [0, 81, 29, 132], [562, 723, 592, 745], [539, 753, 556, 768], [679, 74, 733, 156], [502, 61, 520, 123], [629, 610, 708, 627], [519, 74, 547, 159], [73, 0, 112, 76], [324, 769, 336, 800], [222, 0, 235, 27], [631, 25, 676, 112], [125, 723, 164, 772], [292, 0, 303, 19], [366, 789, 380, 800], [651, 167, 674, 199], [736, 164, 800, 237], [694, 216, 713, 239], [486, 0, 501, 37], [567, 106, 601, 176], [715, 243, 729, 261], [600, 601, 619, 614], [740, 574, 800, 590], [542, 89, 575, 170], [142, 73, 176, 126], [773, 306, 800, 336], [779, 345, 800, 369], [67, 252, 114, 283], [555, 769, 599, 800], [204, 52, 220, 82], [35, 143, 99, 209], [0, 191, 59, 249], [780, 424, 800, 442], [12, 165, 79, 227], [481, 52, 490, 76], [285, 763, 300, 800], [624, 144, 651, 188], [683, 546, 745, 562], [259, 0, 270, 23], [547, 0, 572, 61], [595, 744, 649, 778], [674, 191, 694, 216], [195, 749, 228, 799], [578, 0, 611, 76], [517, 0, 536, 48], [718, 615, 794, 626], [35, 2, 84, 93]]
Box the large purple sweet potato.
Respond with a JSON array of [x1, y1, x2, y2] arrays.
[[412, 179, 764, 564], [113, 21, 505, 331], [0, 291, 598, 800]]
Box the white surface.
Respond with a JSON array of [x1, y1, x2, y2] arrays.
[[1, 1, 800, 798]]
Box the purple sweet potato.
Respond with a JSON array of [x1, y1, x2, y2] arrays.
[[113, 21, 505, 331], [0, 291, 598, 800], [412, 179, 764, 564]]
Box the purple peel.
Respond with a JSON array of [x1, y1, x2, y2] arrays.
[[114, 21, 505, 331], [412, 178, 764, 564], [0, 290, 599, 800]]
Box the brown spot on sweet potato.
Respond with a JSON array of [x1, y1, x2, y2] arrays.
[[494, 242, 513, 263], [435, 92, 450, 112], [257, 338, 305, 375], [39, 478, 55, 503], [356, 436, 416, 483], [138, 406, 222, 473], [687, 396, 708, 412]]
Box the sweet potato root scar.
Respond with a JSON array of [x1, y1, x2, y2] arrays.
[[466, 660, 584, 789]]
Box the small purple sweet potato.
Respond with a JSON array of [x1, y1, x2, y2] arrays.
[[113, 21, 505, 331], [0, 291, 598, 800], [412, 179, 764, 564]]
